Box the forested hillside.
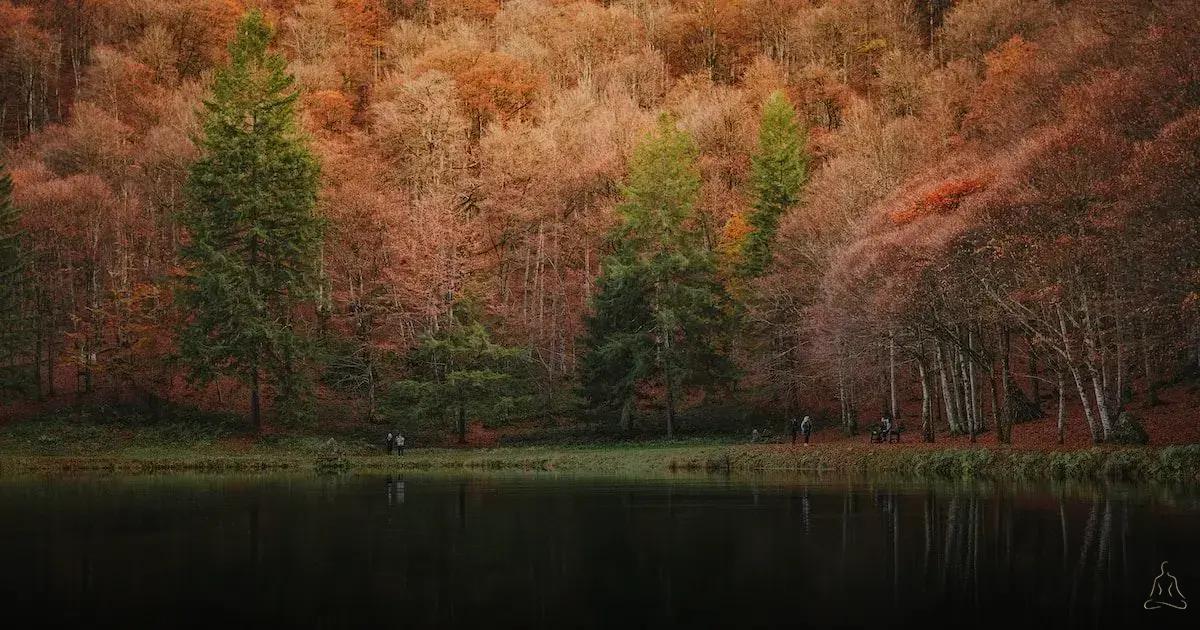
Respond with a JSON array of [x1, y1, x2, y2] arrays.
[[1, 0, 1197, 444]]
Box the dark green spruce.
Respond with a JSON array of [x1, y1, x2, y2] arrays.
[[178, 11, 323, 430], [580, 115, 736, 438]]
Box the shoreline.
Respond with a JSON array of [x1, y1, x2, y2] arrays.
[[2, 441, 1198, 483]]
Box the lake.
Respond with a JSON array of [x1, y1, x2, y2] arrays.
[[1, 472, 1197, 628]]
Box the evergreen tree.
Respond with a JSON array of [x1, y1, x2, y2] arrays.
[[391, 300, 534, 444], [740, 91, 809, 277], [0, 163, 31, 392], [178, 11, 323, 429], [580, 116, 735, 438], [0, 164, 21, 313], [579, 254, 655, 432]]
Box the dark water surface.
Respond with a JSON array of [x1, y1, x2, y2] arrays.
[[1, 472, 1197, 628]]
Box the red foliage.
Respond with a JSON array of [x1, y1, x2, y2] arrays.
[[889, 177, 987, 225]]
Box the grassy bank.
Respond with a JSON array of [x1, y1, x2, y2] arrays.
[[1, 418, 1198, 482]]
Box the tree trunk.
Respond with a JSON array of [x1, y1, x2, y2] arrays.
[[366, 360, 376, 421], [956, 346, 975, 440], [838, 377, 849, 435], [46, 323, 55, 397], [1080, 296, 1113, 439], [1086, 364, 1112, 441], [936, 344, 960, 434], [1115, 326, 1127, 408], [1057, 371, 1066, 445], [967, 328, 980, 440], [1029, 347, 1042, 415], [34, 321, 43, 399], [621, 396, 634, 433], [999, 327, 1012, 444], [250, 363, 261, 433], [664, 379, 676, 440], [1069, 364, 1100, 444], [918, 357, 934, 443], [987, 358, 1000, 437], [457, 403, 467, 444], [663, 330, 676, 440], [1058, 305, 1099, 442], [1139, 317, 1158, 405], [948, 346, 966, 434], [888, 330, 898, 420]]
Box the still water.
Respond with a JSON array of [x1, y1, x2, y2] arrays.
[[1, 472, 1197, 628]]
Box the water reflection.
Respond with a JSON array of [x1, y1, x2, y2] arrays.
[[384, 476, 406, 506], [0, 473, 1196, 628]]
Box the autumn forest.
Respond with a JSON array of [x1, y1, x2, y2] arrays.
[[2, 0, 1198, 447]]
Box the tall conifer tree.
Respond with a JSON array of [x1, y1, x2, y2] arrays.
[[580, 116, 735, 438], [178, 11, 323, 429], [740, 91, 809, 277]]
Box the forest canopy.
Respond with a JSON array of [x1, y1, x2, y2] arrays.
[[1, 0, 1197, 444]]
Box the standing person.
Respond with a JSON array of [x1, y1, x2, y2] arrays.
[[801, 415, 813, 445], [384, 431, 394, 455], [880, 415, 892, 443], [789, 417, 799, 444], [395, 433, 405, 456]]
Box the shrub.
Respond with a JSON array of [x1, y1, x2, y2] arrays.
[[958, 449, 994, 477], [1101, 450, 1152, 480], [314, 438, 351, 474], [1158, 445, 1200, 481], [1049, 449, 1103, 479], [1107, 411, 1149, 445]]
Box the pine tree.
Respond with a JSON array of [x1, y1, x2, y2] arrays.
[[0, 163, 31, 392], [580, 115, 735, 438], [740, 91, 809, 277], [391, 300, 534, 444], [178, 11, 323, 429]]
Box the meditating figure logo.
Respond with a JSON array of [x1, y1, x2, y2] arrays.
[[1143, 561, 1187, 610]]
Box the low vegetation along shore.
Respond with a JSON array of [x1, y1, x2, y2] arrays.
[[2, 418, 1198, 483]]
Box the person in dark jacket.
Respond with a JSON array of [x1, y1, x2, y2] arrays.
[[384, 431, 394, 455], [789, 417, 800, 444]]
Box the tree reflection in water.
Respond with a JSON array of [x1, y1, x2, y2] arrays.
[[0, 474, 1196, 628]]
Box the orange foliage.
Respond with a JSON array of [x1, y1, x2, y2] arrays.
[[718, 211, 752, 266], [304, 89, 355, 134], [456, 54, 542, 121], [417, 48, 542, 125], [429, 0, 500, 22], [656, 0, 754, 81], [961, 35, 1049, 143], [3, 0, 1199, 441], [338, 0, 388, 44]]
